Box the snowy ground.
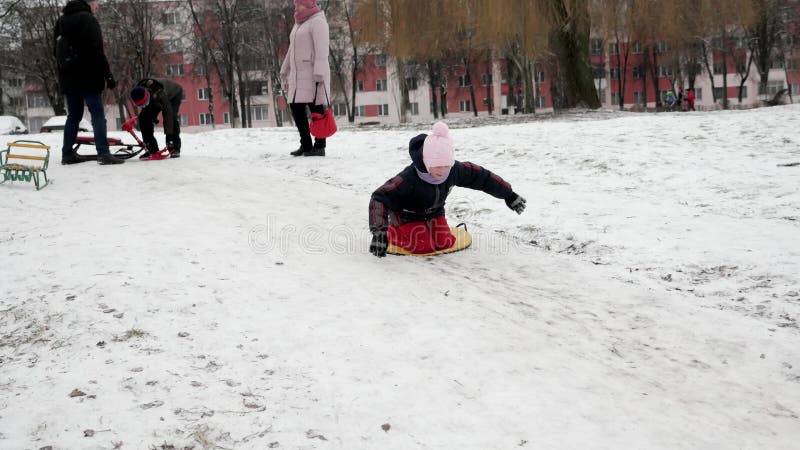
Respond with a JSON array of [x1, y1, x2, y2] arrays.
[[1, 105, 799, 449]]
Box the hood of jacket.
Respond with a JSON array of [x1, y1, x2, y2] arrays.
[[408, 133, 428, 173], [62, 0, 91, 15]]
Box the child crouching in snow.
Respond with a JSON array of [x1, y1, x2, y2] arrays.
[[368, 122, 526, 257]]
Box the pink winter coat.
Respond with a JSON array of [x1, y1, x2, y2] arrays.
[[280, 11, 331, 105]]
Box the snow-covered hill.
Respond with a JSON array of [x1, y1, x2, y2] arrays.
[[1, 105, 799, 449]]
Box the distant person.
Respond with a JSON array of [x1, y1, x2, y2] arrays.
[[686, 88, 696, 111], [665, 91, 677, 112], [129, 78, 183, 159], [368, 122, 526, 257], [677, 86, 684, 110], [281, 0, 330, 157], [54, 0, 123, 165]]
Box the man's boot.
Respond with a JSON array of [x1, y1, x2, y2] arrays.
[[97, 153, 124, 165]]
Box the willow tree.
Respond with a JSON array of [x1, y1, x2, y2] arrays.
[[473, 0, 551, 113], [696, 0, 757, 109], [749, 0, 789, 100], [357, 0, 464, 118], [545, 0, 600, 108], [590, 0, 636, 110]]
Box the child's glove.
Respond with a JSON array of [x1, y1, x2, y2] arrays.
[[370, 231, 388, 257], [505, 193, 526, 214]]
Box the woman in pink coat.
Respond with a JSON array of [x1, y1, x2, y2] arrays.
[[281, 0, 331, 157]]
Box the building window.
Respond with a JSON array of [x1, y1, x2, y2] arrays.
[[405, 77, 418, 90], [5, 78, 23, 87], [592, 65, 605, 79], [250, 105, 268, 121], [377, 104, 389, 116], [598, 88, 606, 103], [199, 113, 212, 125], [609, 42, 619, 55], [162, 12, 178, 25], [535, 96, 546, 108], [332, 103, 348, 116], [611, 92, 620, 105], [356, 80, 364, 92], [713, 87, 725, 99], [735, 61, 747, 73], [459, 99, 471, 111], [792, 84, 799, 95], [27, 94, 49, 108], [163, 39, 181, 53], [481, 73, 492, 86], [166, 64, 184, 76], [787, 58, 800, 71], [633, 66, 642, 79], [198, 88, 211, 100], [695, 88, 703, 100], [655, 41, 669, 53], [223, 112, 230, 124], [610, 68, 619, 80], [632, 41, 642, 54], [376, 79, 387, 91], [375, 54, 387, 67], [713, 62, 725, 74], [738, 86, 748, 98], [657, 66, 673, 78], [354, 105, 365, 117], [771, 58, 785, 69], [766, 80, 784, 95], [243, 80, 268, 95], [179, 114, 188, 126], [409, 102, 419, 115], [535, 71, 545, 83], [590, 38, 603, 55], [458, 75, 471, 87], [633, 91, 645, 105]]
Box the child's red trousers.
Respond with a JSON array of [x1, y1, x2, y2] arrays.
[[388, 216, 456, 254]]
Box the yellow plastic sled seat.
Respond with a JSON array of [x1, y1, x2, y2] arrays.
[[387, 223, 472, 256]]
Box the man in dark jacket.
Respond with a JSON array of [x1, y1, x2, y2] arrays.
[[54, 0, 122, 165], [129, 78, 183, 158]]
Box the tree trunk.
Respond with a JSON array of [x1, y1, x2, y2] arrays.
[[549, 0, 600, 108], [721, 29, 729, 109], [701, 40, 718, 107], [649, 47, 661, 109], [427, 59, 439, 119]]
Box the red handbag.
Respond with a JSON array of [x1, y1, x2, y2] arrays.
[[310, 108, 337, 138], [310, 83, 337, 139]]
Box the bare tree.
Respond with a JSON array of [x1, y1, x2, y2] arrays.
[[11, 0, 62, 114]]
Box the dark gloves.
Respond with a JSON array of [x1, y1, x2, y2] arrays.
[[505, 193, 527, 214], [105, 74, 117, 90], [369, 231, 388, 257], [165, 134, 179, 152]]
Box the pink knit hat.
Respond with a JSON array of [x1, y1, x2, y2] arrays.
[[423, 122, 455, 169]]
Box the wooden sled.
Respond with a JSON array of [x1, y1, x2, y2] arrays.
[[387, 224, 472, 256]]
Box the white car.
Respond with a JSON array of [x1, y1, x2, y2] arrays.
[[40, 116, 92, 133], [0, 116, 28, 135]]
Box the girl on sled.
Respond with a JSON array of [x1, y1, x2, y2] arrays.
[[368, 122, 526, 257]]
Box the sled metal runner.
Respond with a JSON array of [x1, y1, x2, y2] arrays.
[[73, 116, 171, 160]]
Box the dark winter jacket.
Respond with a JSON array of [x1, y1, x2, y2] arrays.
[[54, 0, 112, 94], [135, 78, 184, 136], [369, 133, 516, 233]]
